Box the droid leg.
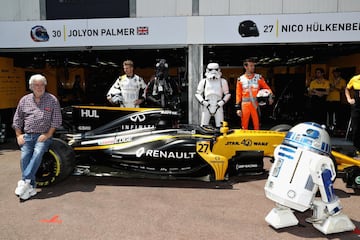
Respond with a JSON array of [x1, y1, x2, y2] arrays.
[[307, 168, 355, 234], [307, 199, 355, 234], [265, 203, 299, 229]]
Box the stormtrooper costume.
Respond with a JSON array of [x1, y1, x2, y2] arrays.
[[195, 63, 231, 127], [107, 74, 147, 108]]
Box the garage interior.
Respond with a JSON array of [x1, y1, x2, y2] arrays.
[[1, 42, 360, 135]]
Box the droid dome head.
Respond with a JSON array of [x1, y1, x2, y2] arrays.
[[283, 122, 331, 156], [205, 63, 221, 79]]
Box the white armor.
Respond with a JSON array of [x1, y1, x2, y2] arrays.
[[264, 122, 355, 234], [107, 74, 146, 108], [195, 63, 231, 127]]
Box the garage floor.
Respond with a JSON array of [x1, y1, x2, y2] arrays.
[[0, 140, 359, 240]]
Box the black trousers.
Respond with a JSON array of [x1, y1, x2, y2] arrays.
[[351, 107, 360, 151], [326, 101, 341, 126], [310, 97, 327, 125]]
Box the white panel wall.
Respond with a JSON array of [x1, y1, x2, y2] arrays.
[[338, 0, 360, 12], [136, 0, 192, 17], [229, 0, 283, 15], [199, 0, 230, 16], [283, 0, 338, 13], [0, 0, 40, 21]]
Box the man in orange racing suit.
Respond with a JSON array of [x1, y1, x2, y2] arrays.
[[236, 58, 274, 130]]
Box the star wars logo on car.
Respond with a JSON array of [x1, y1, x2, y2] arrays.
[[136, 147, 196, 159], [225, 139, 268, 146]]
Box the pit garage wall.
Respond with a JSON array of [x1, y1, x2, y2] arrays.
[[1, 0, 360, 21]]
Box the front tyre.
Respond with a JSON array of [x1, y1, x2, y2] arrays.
[[36, 138, 75, 187]]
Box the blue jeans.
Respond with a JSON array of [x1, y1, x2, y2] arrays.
[[20, 133, 52, 187]]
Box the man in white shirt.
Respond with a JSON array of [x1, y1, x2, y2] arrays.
[[107, 60, 146, 108]]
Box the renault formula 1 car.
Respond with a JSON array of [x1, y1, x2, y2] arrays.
[[36, 106, 360, 189]]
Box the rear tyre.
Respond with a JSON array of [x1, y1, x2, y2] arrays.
[[270, 124, 292, 132], [36, 138, 75, 187]]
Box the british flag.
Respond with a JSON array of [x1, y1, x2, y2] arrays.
[[137, 26, 149, 35]]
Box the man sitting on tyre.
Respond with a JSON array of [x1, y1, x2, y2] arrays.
[[12, 74, 62, 201]]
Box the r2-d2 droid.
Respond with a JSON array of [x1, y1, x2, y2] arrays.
[[264, 122, 355, 234]]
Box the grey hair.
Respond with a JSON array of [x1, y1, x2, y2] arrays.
[[29, 74, 47, 90]]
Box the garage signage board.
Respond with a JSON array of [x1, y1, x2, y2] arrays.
[[205, 12, 360, 44], [0, 12, 359, 49], [0, 17, 187, 48]]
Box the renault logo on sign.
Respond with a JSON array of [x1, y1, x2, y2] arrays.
[[130, 114, 146, 122]]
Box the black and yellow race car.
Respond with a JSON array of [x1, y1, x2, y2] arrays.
[[36, 106, 360, 189]]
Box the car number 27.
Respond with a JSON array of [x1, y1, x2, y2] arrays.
[[197, 141, 210, 154]]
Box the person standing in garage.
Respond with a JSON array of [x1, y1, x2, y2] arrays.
[[326, 68, 346, 131], [345, 74, 360, 158], [12, 74, 62, 200], [235, 58, 274, 130], [308, 68, 330, 125], [106, 60, 147, 108]]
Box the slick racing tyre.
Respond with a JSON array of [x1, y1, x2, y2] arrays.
[[270, 124, 292, 132], [36, 138, 75, 187]]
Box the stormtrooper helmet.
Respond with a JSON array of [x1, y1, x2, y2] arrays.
[[283, 122, 331, 156], [256, 89, 272, 106], [205, 63, 221, 79]]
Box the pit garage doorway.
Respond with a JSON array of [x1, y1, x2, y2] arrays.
[[2, 48, 188, 105], [203, 43, 360, 130]]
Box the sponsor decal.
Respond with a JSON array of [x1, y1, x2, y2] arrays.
[[130, 114, 146, 122], [114, 135, 132, 144], [240, 139, 252, 146], [355, 176, 360, 185], [120, 124, 154, 130], [78, 125, 91, 131], [80, 109, 99, 118], [236, 164, 260, 170], [136, 147, 196, 159], [229, 139, 269, 146]]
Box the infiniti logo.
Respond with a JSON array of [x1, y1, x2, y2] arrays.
[[130, 114, 146, 122]]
